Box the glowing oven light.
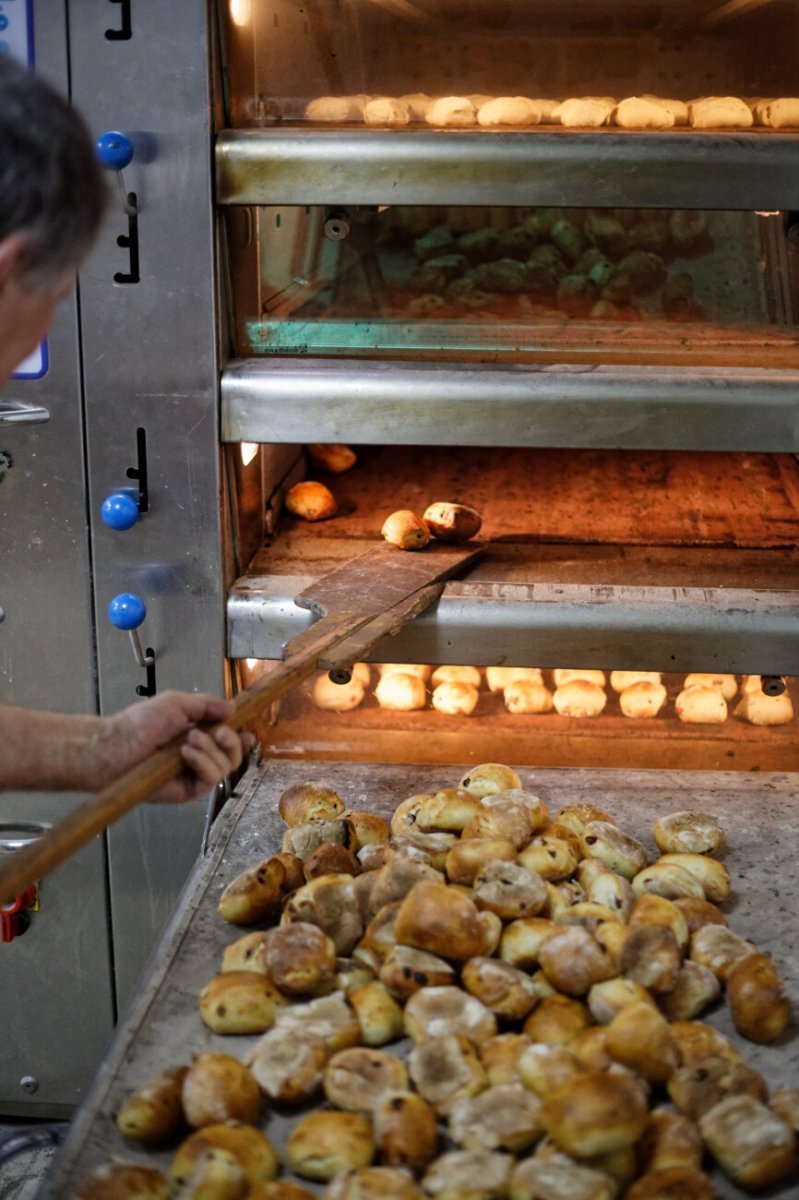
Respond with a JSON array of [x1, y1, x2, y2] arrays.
[[229, 0, 252, 26], [240, 442, 259, 466], [246, 659, 259, 670], [755, 211, 780, 217]]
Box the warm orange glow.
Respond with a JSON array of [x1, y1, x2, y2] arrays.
[[240, 442, 259, 466], [229, 0, 251, 27]]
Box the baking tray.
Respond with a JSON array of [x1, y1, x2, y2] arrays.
[[39, 762, 799, 1199]]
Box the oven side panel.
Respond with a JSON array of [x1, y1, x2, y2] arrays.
[[68, 0, 225, 1007], [0, 5, 115, 1114]]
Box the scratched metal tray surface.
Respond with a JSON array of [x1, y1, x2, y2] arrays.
[[40, 762, 799, 1199]]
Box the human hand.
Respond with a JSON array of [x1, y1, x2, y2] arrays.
[[109, 691, 256, 804]]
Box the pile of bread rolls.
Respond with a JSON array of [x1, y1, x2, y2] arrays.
[[312, 665, 795, 727], [86, 764, 798, 1199], [304, 93, 799, 129]]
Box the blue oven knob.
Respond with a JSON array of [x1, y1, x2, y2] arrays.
[[108, 593, 146, 631], [101, 491, 139, 531], [95, 130, 134, 170]]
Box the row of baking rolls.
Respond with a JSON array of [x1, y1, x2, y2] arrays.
[[312, 667, 795, 726], [305, 94, 799, 129]]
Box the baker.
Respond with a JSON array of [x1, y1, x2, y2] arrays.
[[0, 54, 252, 803]]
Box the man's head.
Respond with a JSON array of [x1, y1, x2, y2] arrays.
[[0, 55, 107, 381]]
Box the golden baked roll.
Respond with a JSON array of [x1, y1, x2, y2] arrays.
[[541, 1071, 649, 1156], [632, 861, 705, 901], [461, 956, 541, 1020], [586, 871, 633, 921], [659, 960, 720, 1021], [669, 1021, 742, 1067], [448, 1083, 543, 1152], [381, 510, 430, 550], [285, 1111, 375, 1181], [586, 978, 656, 1025], [553, 668, 606, 688], [672, 896, 727, 933], [432, 681, 479, 716], [689, 924, 757, 982], [378, 662, 431, 681], [689, 97, 753, 128], [619, 681, 667, 719], [477, 97, 542, 127], [580, 821, 647, 879], [508, 1154, 616, 1200], [282, 818, 355, 861], [245, 1029, 329, 1104], [415, 788, 482, 832], [367, 856, 440, 914], [115, 1066, 189, 1145], [517, 1043, 586, 1099], [78, 1163, 170, 1200], [305, 96, 363, 122], [272, 991, 362, 1052], [667, 1055, 768, 1122], [423, 502, 483, 542], [343, 810, 390, 851], [218, 857, 286, 925], [615, 96, 675, 129], [431, 665, 482, 687], [263, 922, 336, 995], [620, 923, 682, 994], [407, 1032, 487, 1113], [499, 916, 556, 970], [325, 1167, 422, 1200], [654, 852, 729, 902], [363, 97, 411, 126], [395, 879, 485, 961], [286, 480, 337, 521], [637, 1110, 703, 1174], [170, 1125, 278, 1190], [553, 680, 607, 718], [307, 442, 357, 474], [198, 972, 288, 1035], [463, 797, 535, 848], [675, 685, 727, 724], [459, 762, 522, 798], [278, 782, 344, 827], [604, 1002, 679, 1083], [486, 666, 543, 693], [503, 679, 554, 714], [373, 1090, 439, 1169], [553, 98, 615, 127], [652, 811, 723, 856], [312, 673, 365, 711], [479, 1033, 532, 1085], [556, 804, 615, 836], [760, 98, 799, 128], [380, 944, 455, 1000], [610, 671, 662, 693], [445, 836, 517, 885], [642, 95, 689, 124], [726, 952, 791, 1043], [421, 1149, 514, 1200], [700, 1095, 797, 1189], [569, 1027, 613, 1073], [472, 860, 548, 921], [404, 984, 497, 1044], [374, 672, 427, 711], [523, 993, 591, 1044], [343, 977, 402, 1046], [303, 841, 360, 880], [682, 672, 737, 699], [623, 1168, 716, 1200], [284, 873, 363, 955], [221, 932, 268, 975], [398, 93, 432, 120], [425, 97, 478, 127], [735, 688, 794, 725], [323, 1047, 408, 1113], [538, 926, 617, 996], [518, 835, 577, 881], [181, 1054, 260, 1129]]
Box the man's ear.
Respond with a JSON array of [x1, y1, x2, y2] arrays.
[[0, 233, 30, 294]]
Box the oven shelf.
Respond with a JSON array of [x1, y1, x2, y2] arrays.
[[221, 359, 799, 452], [216, 127, 799, 210]]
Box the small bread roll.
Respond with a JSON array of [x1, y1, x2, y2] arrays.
[[669, 1056, 769, 1121], [553, 98, 614, 128], [553, 669, 606, 688], [373, 1090, 438, 1170], [363, 97, 410, 126], [587, 977, 655, 1025], [395, 879, 486, 961], [374, 672, 427, 711], [683, 672, 737, 700], [553, 680, 607, 718], [620, 924, 682, 994], [661, 960, 722, 1021], [624, 1169, 716, 1200], [404, 984, 497, 1044], [263, 922, 336, 995], [478, 97, 541, 127], [273, 992, 362, 1053], [727, 952, 791, 1043], [480, 1033, 532, 1085], [580, 821, 647, 879], [637, 1110, 704, 1175], [459, 762, 522, 797], [399, 93, 432, 120], [423, 502, 483, 542], [517, 1042, 585, 1100], [432, 681, 478, 715], [675, 685, 727, 724], [652, 811, 723, 856], [431, 664, 482, 687], [538, 926, 616, 996], [245, 1029, 329, 1104], [448, 1083, 543, 1152], [642, 95, 689, 125], [313, 673, 365, 712], [421, 1150, 513, 1200], [689, 924, 758, 982], [279, 782, 344, 827], [504, 679, 554, 714], [735, 688, 794, 725], [170, 1125, 279, 1190], [305, 96, 360, 122], [408, 1033, 487, 1112], [610, 671, 662, 692], [323, 1047, 408, 1113], [199, 972, 288, 1035], [656, 853, 729, 902], [286, 1111, 375, 1181], [218, 857, 285, 926], [379, 945, 455, 1000], [181, 1053, 261, 1128], [116, 1066, 189, 1144], [348, 979, 404, 1046], [285, 480, 337, 521], [463, 796, 534, 848], [689, 97, 754, 129], [486, 666, 543, 693], [615, 97, 675, 129], [425, 97, 477, 127], [699, 1095, 798, 1189], [307, 443, 357, 474], [604, 1002, 679, 1083], [771, 1088, 799, 1131], [445, 837, 516, 886], [473, 861, 547, 921], [761, 98, 799, 128], [508, 1155, 617, 1200], [541, 1071, 649, 1156], [282, 818, 355, 860], [78, 1164, 170, 1200], [378, 662, 431, 681], [381, 509, 430, 550], [461, 957, 541, 1020], [416, 787, 482, 832], [619, 681, 667, 719]]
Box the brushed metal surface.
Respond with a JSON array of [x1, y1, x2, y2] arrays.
[[221, 358, 799, 451], [0, 3, 115, 1114], [40, 761, 799, 1200], [216, 127, 799, 209], [69, 0, 225, 1009]]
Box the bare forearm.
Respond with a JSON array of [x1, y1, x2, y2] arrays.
[[0, 704, 116, 791]]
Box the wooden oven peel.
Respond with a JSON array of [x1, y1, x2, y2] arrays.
[[0, 541, 484, 905]]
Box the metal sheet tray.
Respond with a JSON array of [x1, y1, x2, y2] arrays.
[[40, 763, 799, 1198]]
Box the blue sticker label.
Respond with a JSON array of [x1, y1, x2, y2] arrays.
[[0, 0, 34, 66], [12, 341, 48, 381]]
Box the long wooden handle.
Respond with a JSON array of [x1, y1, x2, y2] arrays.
[[0, 632, 335, 906]]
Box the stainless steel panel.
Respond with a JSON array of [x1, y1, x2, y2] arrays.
[[228, 574, 799, 675], [0, 4, 114, 1114], [0, 401, 49, 425], [40, 761, 799, 1200], [217, 128, 799, 209], [222, 359, 799, 451], [68, 0, 225, 1008]]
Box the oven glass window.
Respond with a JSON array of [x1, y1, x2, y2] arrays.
[[226, 204, 798, 364]]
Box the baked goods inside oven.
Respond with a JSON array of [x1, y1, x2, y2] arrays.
[[425, 97, 478, 127], [363, 97, 411, 127], [431, 680, 479, 716], [615, 96, 675, 129], [553, 679, 607, 717], [675, 684, 728, 725], [477, 97, 542, 127], [374, 671, 427, 711], [689, 96, 754, 129], [552, 97, 615, 127]]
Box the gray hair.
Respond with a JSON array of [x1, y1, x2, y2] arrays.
[[0, 55, 107, 289]]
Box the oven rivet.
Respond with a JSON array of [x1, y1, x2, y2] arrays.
[[20, 1076, 39, 1094]]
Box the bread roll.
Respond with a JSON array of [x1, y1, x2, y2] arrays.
[[689, 97, 753, 129], [553, 680, 607, 718], [181, 1053, 261, 1128], [381, 509, 430, 550], [727, 952, 791, 1043], [615, 97, 675, 129], [683, 672, 737, 699], [652, 810, 723, 856], [286, 480, 337, 521], [423, 502, 483, 542], [486, 666, 543, 692], [610, 671, 662, 693], [374, 672, 427, 711], [431, 664, 481, 687], [675, 685, 727, 724], [431, 681, 479, 715], [421, 1150, 513, 1200], [313, 673, 365, 712], [508, 1155, 617, 1200], [378, 662, 431, 681], [245, 1029, 329, 1104], [273, 992, 362, 1053], [425, 97, 477, 127], [459, 762, 522, 798], [619, 681, 667, 719], [264, 922, 336, 995], [170, 1125, 278, 1190], [363, 97, 410, 126], [347, 979, 404, 1046], [78, 1164, 170, 1200], [404, 984, 497, 1044], [199, 972, 288, 1035], [285, 1111, 375, 1181], [735, 688, 794, 725], [761, 98, 799, 128], [323, 1047, 408, 1113], [448, 1083, 543, 1152], [279, 782, 345, 827], [541, 1071, 649, 1156], [407, 1032, 487, 1112], [580, 821, 647, 879], [461, 957, 541, 1020], [373, 1090, 438, 1169], [479, 1033, 532, 1085], [553, 98, 614, 128], [538, 926, 616, 996], [553, 669, 606, 688], [305, 96, 360, 122], [699, 1095, 798, 1189], [504, 679, 554, 714], [399, 93, 432, 120], [477, 97, 541, 127], [643, 95, 689, 125], [116, 1067, 189, 1145]]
